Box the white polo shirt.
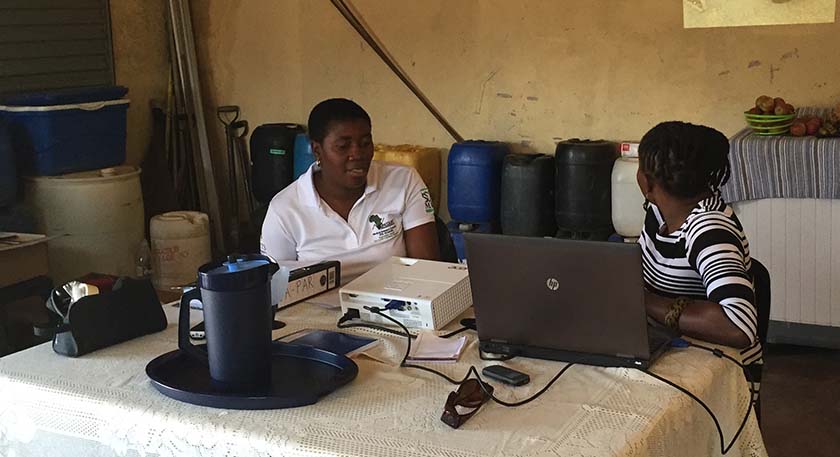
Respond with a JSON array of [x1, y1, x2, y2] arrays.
[[260, 161, 436, 283]]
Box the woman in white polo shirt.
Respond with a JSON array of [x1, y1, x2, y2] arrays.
[[260, 98, 440, 282]]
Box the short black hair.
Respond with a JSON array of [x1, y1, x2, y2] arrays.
[[307, 98, 371, 143], [638, 121, 731, 199]]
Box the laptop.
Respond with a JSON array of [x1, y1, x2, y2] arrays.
[[463, 233, 672, 369]]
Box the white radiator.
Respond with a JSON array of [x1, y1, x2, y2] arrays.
[[732, 198, 840, 327]]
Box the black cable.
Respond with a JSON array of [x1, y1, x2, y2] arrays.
[[438, 326, 469, 339], [363, 306, 574, 408], [639, 342, 757, 455], [688, 341, 747, 367]]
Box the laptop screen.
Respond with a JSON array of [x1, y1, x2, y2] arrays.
[[464, 234, 652, 362]]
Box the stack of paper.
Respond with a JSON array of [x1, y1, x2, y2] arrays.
[[406, 331, 467, 363]]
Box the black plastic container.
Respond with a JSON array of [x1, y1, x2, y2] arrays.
[[250, 123, 304, 203], [500, 153, 556, 237], [554, 139, 618, 240]]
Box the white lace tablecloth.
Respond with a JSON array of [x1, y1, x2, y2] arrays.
[[0, 303, 767, 457]]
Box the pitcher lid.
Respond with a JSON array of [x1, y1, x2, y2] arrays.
[[198, 254, 279, 291]]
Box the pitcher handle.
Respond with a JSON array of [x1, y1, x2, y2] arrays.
[[178, 287, 208, 364]]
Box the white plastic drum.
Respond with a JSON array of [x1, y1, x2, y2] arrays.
[[24, 166, 144, 284], [611, 157, 646, 238], [150, 211, 211, 290]]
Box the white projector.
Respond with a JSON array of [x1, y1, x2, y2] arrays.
[[339, 257, 472, 330]]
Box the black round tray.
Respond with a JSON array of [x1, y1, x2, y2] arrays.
[[146, 342, 358, 409]]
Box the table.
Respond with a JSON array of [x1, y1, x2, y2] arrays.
[[722, 108, 840, 203], [0, 303, 768, 457]]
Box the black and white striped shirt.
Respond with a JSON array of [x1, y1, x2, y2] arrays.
[[639, 195, 763, 367]]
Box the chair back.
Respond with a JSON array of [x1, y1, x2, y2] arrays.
[[749, 258, 771, 347], [436, 216, 459, 263]]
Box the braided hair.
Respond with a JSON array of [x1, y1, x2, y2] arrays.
[[638, 121, 731, 199]]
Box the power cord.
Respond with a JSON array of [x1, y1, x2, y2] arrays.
[[350, 306, 574, 408], [639, 339, 756, 455]]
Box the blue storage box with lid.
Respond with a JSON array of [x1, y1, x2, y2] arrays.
[[0, 86, 129, 176]]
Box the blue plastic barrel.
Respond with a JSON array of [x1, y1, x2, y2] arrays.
[[447, 141, 509, 223], [0, 120, 15, 206], [447, 221, 498, 263], [293, 133, 315, 180]]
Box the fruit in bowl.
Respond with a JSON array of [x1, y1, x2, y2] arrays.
[[744, 95, 796, 135]]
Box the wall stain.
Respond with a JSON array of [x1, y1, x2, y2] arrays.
[[510, 111, 517, 117], [526, 96, 539, 101], [748, 60, 762, 68], [781, 48, 799, 60], [497, 93, 513, 98], [718, 70, 731, 76], [474, 69, 499, 115]]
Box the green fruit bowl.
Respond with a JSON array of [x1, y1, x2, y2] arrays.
[[744, 112, 796, 136]]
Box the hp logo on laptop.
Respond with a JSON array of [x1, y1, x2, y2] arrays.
[[546, 278, 560, 291]]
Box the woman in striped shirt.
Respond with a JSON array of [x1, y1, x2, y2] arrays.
[[636, 121, 761, 367]]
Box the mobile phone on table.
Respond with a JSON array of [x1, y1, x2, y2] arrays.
[[482, 365, 530, 386], [190, 322, 205, 340]]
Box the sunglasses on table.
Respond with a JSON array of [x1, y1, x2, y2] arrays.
[[440, 378, 495, 429]]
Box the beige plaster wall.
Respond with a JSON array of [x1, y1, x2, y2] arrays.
[[192, 0, 840, 217], [110, 0, 169, 166]]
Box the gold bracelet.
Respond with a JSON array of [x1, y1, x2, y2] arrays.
[[664, 297, 691, 331]]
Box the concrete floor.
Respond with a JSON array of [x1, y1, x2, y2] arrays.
[[761, 343, 840, 457]]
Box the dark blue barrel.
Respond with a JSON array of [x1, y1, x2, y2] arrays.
[[293, 133, 315, 180], [500, 153, 556, 237], [554, 139, 618, 240], [447, 221, 498, 263], [250, 123, 304, 204], [0, 119, 15, 207], [447, 141, 509, 223]]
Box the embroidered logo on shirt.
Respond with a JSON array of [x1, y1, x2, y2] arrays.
[[420, 187, 434, 214], [368, 213, 401, 242]]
